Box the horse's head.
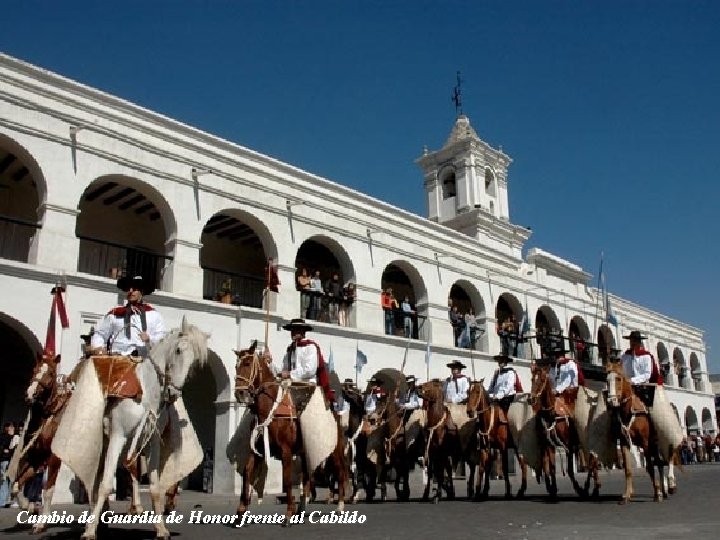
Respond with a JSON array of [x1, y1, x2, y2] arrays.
[[466, 379, 487, 419], [418, 379, 444, 408], [156, 317, 209, 399], [26, 352, 60, 404], [606, 362, 628, 408], [234, 339, 266, 402], [529, 362, 551, 411]]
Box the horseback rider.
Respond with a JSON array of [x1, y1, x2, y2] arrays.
[[488, 354, 523, 414], [364, 376, 386, 415], [274, 318, 334, 403], [444, 361, 470, 404], [620, 330, 663, 406], [549, 343, 585, 396], [90, 275, 166, 356], [400, 375, 423, 411]]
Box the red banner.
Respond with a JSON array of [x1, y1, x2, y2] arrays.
[[45, 286, 69, 355]]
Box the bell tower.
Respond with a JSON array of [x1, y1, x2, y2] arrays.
[[416, 115, 530, 257]]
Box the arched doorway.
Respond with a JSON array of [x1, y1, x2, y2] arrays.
[[685, 406, 699, 436], [0, 313, 42, 425], [657, 343, 671, 384], [76, 176, 176, 293], [568, 316, 591, 363], [535, 306, 562, 358], [597, 325, 616, 364], [673, 348, 689, 389], [200, 210, 276, 309], [295, 236, 355, 325], [689, 353, 702, 391], [381, 261, 428, 340], [495, 293, 523, 357], [448, 281, 487, 351], [0, 134, 45, 264], [182, 350, 230, 492], [702, 408, 714, 435]]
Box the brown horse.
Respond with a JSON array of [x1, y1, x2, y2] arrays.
[[466, 380, 528, 500], [15, 353, 147, 533], [606, 362, 676, 504], [529, 364, 584, 498], [418, 380, 457, 503], [234, 341, 347, 523]]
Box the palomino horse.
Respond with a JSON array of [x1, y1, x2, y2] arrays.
[[529, 364, 584, 498], [418, 380, 458, 503], [606, 362, 677, 504], [466, 380, 528, 500], [14, 353, 145, 534], [234, 341, 347, 523], [65, 318, 208, 540]]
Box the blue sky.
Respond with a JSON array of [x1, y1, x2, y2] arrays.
[[2, 1, 718, 371]]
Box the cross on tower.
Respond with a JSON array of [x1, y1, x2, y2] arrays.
[[452, 71, 463, 116]]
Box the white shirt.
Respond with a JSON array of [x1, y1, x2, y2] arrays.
[[621, 350, 653, 384], [277, 341, 318, 383], [365, 392, 383, 414], [400, 389, 423, 410], [444, 375, 470, 404], [489, 367, 519, 399], [549, 359, 579, 394], [91, 305, 166, 356], [310, 277, 323, 292]]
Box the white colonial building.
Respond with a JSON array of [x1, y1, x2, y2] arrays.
[[0, 53, 714, 500]]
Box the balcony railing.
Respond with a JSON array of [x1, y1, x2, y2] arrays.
[[78, 236, 172, 292], [203, 267, 265, 308], [0, 214, 40, 263]]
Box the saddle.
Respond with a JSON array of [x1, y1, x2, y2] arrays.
[[275, 383, 316, 418], [554, 388, 579, 418], [91, 355, 143, 401]]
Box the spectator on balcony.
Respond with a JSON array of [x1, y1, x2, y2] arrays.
[[308, 270, 323, 321], [339, 282, 355, 327], [465, 308, 481, 350], [401, 296, 415, 338], [449, 305, 462, 344], [381, 288, 397, 335], [297, 268, 311, 319], [325, 273, 343, 324], [500, 315, 518, 356], [91, 275, 166, 357]]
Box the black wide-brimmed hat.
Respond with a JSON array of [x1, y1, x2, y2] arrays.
[[405, 374, 417, 383], [117, 275, 155, 295], [623, 330, 647, 341], [493, 354, 513, 363], [369, 376, 385, 386], [343, 378, 355, 386], [282, 318, 313, 332], [447, 361, 466, 370]]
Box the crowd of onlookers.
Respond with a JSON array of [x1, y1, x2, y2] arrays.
[[381, 288, 422, 338], [296, 268, 356, 326], [680, 433, 720, 464], [449, 302, 483, 349], [0, 421, 44, 510]]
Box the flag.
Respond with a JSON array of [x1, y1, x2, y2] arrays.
[[266, 257, 280, 293], [520, 310, 531, 336], [606, 295, 618, 327], [425, 339, 431, 366], [355, 346, 368, 373], [45, 284, 70, 355], [327, 345, 335, 373], [457, 324, 470, 348]]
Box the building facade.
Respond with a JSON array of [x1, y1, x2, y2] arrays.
[[0, 53, 714, 500]]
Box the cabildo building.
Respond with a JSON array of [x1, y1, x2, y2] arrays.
[[0, 53, 714, 500]]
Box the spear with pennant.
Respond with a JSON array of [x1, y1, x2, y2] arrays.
[[46, 279, 70, 356], [263, 257, 280, 354]]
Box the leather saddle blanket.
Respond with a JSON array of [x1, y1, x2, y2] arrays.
[[91, 355, 143, 401], [276, 384, 316, 418]]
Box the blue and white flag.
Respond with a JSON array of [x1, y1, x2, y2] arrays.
[[606, 295, 618, 327], [355, 346, 368, 373], [327, 344, 335, 373], [457, 324, 471, 348]]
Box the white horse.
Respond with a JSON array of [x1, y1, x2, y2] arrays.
[[75, 317, 208, 540]]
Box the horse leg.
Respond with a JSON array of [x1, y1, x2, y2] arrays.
[[467, 460, 475, 500], [29, 455, 59, 534], [516, 453, 528, 499], [502, 448, 512, 499], [333, 443, 347, 511], [667, 458, 677, 495], [237, 455, 254, 518], [619, 446, 633, 505], [281, 448, 295, 525], [444, 454, 456, 501], [567, 450, 583, 497], [125, 460, 145, 515], [647, 452, 662, 502], [547, 448, 558, 499]]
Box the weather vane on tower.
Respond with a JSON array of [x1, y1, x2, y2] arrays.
[[452, 70, 463, 117]]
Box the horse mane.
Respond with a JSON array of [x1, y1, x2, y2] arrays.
[[152, 324, 209, 366]]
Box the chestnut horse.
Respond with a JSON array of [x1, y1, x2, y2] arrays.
[[15, 353, 146, 534], [466, 380, 528, 500], [418, 380, 458, 503], [529, 364, 584, 498], [606, 362, 676, 504], [234, 341, 347, 523]]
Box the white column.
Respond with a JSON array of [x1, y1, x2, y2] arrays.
[[163, 238, 203, 297], [28, 203, 80, 272]]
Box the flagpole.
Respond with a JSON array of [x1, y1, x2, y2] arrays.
[[355, 340, 359, 386], [400, 336, 411, 374], [470, 346, 476, 381], [592, 251, 604, 362]]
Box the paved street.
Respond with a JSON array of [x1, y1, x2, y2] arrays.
[[2, 463, 718, 540]]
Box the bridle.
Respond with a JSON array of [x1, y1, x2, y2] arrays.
[[606, 370, 631, 408], [27, 361, 55, 403], [529, 369, 552, 411], [235, 350, 262, 396]]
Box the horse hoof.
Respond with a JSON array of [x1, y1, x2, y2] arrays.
[[281, 519, 291, 528], [516, 489, 526, 500], [668, 487, 676, 495], [156, 534, 171, 540], [504, 493, 513, 500], [618, 498, 629, 505], [337, 501, 345, 512], [81, 534, 96, 540], [31, 525, 47, 535]]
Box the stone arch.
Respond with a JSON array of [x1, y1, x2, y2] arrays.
[[689, 352, 702, 391], [569, 316, 591, 363], [0, 133, 47, 263], [182, 349, 229, 491], [448, 280, 488, 351], [702, 408, 714, 434], [657, 342, 671, 383], [685, 406, 699, 435], [0, 312, 43, 425], [484, 168, 497, 198], [200, 209, 278, 308], [439, 165, 457, 199], [534, 305, 563, 357], [295, 235, 356, 324], [597, 325, 616, 364], [381, 260, 428, 339], [495, 292, 522, 328], [673, 347, 690, 389], [670, 403, 681, 424], [76, 175, 177, 292]]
